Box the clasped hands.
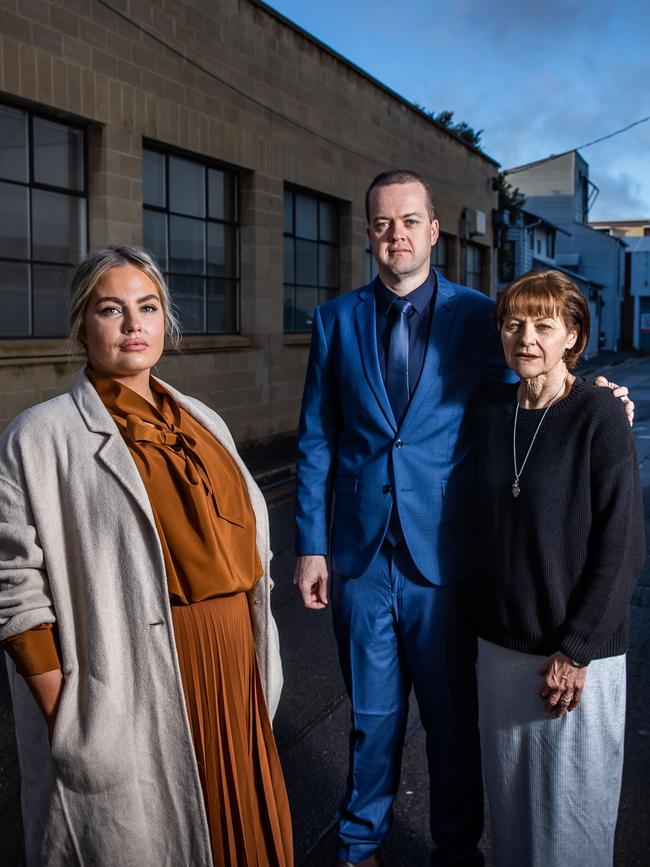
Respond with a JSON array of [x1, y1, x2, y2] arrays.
[[538, 651, 587, 717]]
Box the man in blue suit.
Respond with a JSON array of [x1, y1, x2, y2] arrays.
[[294, 169, 501, 867], [293, 169, 631, 867]]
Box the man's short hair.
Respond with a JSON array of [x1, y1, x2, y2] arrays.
[[365, 169, 436, 223]]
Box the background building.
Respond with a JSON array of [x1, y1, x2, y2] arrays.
[[0, 0, 498, 442], [621, 237, 650, 351], [504, 151, 626, 354], [587, 218, 650, 352], [497, 207, 603, 355], [590, 219, 650, 238]]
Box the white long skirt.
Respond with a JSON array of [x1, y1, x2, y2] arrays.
[[477, 638, 626, 867]]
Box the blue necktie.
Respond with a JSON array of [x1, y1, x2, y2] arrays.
[[386, 298, 414, 424]]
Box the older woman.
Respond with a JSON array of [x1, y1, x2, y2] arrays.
[[474, 269, 645, 867], [0, 246, 292, 867]]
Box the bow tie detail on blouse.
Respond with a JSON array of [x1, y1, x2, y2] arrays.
[[86, 368, 261, 604], [125, 414, 206, 488]]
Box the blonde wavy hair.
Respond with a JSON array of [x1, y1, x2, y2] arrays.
[[69, 246, 182, 351]]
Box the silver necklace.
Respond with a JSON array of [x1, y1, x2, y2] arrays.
[[512, 377, 567, 498]]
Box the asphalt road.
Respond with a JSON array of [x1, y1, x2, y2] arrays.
[[1, 355, 649, 866]]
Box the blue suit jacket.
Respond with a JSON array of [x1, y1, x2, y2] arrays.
[[295, 271, 512, 584]]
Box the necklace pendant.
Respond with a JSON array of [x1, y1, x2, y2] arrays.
[[512, 482, 520, 498]]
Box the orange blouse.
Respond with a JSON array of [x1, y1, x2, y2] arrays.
[[3, 372, 263, 674], [90, 371, 263, 603]]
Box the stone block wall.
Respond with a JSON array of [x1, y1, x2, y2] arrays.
[[0, 0, 498, 441]]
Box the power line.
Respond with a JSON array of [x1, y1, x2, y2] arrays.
[[574, 114, 650, 151], [507, 113, 650, 174]]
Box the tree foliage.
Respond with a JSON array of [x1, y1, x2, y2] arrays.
[[496, 173, 527, 281], [414, 105, 483, 149], [497, 173, 526, 224]]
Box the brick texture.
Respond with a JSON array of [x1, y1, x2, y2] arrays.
[[0, 0, 497, 443]]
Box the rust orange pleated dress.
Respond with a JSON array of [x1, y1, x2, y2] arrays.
[[88, 370, 293, 867]]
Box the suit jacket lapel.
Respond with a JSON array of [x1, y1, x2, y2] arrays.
[[400, 272, 457, 432], [353, 287, 397, 431]]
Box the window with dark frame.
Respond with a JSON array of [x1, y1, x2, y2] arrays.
[[431, 233, 451, 278], [498, 240, 515, 283], [142, 147, 239, 335], [366, 245, 379, 283], [465, 243, 483, 292], [0, 103, 87, 338], [545, 232, 555, 259], [283, 188, 339, 333]]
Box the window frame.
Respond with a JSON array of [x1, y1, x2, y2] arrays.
[[283, 186, 340, 334], [431, 232, 453, 279], [366, 243, 379, 284], [142, 142, 241, 336], [498, 239, 516, 283], [545, 232, 555, 259], [464, 242, 484, 292], [0, 102, 88, 339]]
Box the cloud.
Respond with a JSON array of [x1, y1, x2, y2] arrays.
[[589, 170, 648, 220], [266, 0, 650, 216], [450, 0, 599, 40]]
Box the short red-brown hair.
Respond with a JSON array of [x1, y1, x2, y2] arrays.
[[496, 269, 590, 370]]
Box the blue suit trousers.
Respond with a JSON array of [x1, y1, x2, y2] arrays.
[[332, 542, 484, 863]]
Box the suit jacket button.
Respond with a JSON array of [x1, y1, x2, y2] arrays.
[[394, 439, 404, 448], [382, 484, 392, 493]]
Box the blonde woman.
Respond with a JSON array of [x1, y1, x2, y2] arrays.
[[0, 246, 292, 867]]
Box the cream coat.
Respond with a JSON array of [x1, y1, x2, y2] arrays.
[[0, 371, 283, 867]]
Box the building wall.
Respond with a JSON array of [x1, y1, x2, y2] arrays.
[[590, 220, 650, 238], [507, 152, 588, 224], [0, 0, 498, 440], [506, 155, 625, 353], [554, 223, 624, 351], [497, 215, 557, 290], [627, 242, 650, 350]]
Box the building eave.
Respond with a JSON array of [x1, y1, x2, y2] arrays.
[[504, 149, 576, 175], [522, 209, 571, 236], [553, 264, 604, 288], [251, 1, 500, 167]]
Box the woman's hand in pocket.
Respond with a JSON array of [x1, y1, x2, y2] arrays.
[[25, 668, 64, 743]]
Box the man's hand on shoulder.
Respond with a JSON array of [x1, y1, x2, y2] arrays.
[[294, 555, 329, 609], [594, 375, 635, 426]]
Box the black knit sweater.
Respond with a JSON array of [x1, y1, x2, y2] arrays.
[[474, 378, 645, 665]]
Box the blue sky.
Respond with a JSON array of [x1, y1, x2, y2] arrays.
[[265, 0, 650, 221]]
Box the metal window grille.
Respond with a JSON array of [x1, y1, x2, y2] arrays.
[[142, 146, 240, 335], [283, 188, 339, 333], [0, 103, 87, 338]]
